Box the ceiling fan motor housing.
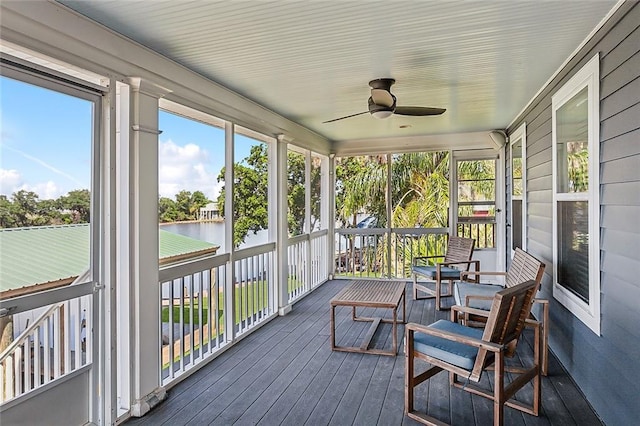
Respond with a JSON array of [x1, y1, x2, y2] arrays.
[[369, 78, 396, 91]]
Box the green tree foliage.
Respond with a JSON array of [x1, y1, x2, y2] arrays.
[[217, 144, 269, 248], [0, 189, 92, 228], [216, 144, 318, 246], [11, 190, 40, 227], [287, 151, 306, 236], [158, 197, 180, 222], [59, 189, 91, 223], [390, 151, 450, 228], [159, 191, 210, 223], [175, 190, 210, 220], [0, 195, 17, 228], [334, 156, 373, 227]]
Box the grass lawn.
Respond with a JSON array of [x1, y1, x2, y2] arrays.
[[161, 277, 304, 325]]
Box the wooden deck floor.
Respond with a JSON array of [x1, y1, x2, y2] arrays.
[[126, 280, 602, 426]]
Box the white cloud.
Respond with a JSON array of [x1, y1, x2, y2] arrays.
[[0, 169, 63, 199], [158, 139, 221, 200], [19, 181, 61, 200], [0, 168, 23, 195]]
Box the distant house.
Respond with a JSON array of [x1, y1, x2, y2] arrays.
[[199, 202, 220, 220]]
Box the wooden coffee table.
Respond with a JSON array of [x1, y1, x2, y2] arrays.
[[330, 280, 406, 356]]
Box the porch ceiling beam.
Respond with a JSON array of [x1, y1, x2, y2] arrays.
[[333, 131, 501, 156]]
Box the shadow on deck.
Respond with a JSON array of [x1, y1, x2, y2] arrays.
[[126, 280, 602, 426]]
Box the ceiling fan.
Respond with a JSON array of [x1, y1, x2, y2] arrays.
[[323, 78, 446, 123]]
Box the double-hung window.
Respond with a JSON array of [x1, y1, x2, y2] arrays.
[[551, 54, 600, 334]]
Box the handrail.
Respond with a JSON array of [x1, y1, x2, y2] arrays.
[[234, 242, 276, 260], [0, 269, 92, 361], [0, 302, 62, 362], [288, 229, 328, 246], [159, 252, 230, 282], [310, 229, 328, 239], [287, 234, 309, 245]]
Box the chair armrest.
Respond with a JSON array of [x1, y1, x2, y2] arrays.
[[533, 298, 549, 305], [438, 260, 478, 268], [464, 294, 495, 306], [412, 255, 438, 266], [406, 322, 502, 352], [524, 318, 541, 328], [460, 270, 508, 282], [451, 304, 492, 319]]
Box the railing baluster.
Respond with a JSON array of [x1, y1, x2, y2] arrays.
[[33, 327, 41, 387], [53, 309, 60, 379], [24, 338, 31, 392], [74, 300, 81, 370], [5, 355, 13, 400], [0, 357, 5, 401], [179, 277, 185, 373], [13, 347, 21, 397], [189, 274, 194, 367]]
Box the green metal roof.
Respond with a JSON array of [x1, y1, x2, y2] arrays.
[[0, 224, 218, 294]]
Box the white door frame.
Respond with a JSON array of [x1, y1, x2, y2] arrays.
[[451, 149, 506, 276]]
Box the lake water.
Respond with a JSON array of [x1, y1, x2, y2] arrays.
[[160, 221, 269, 253]]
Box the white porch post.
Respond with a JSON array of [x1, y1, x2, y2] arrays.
[[224, 122, 236, 341], [126, 77, 171, 417], [305, 151, 312, 288], [327, 154, 336, 279], [276, 135, 292, 315]]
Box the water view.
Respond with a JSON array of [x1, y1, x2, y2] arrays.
[[160, 221, 269, 253]]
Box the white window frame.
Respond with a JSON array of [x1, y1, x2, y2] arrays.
[[551, 53, 600, 335], [510, 123, 527, 258]]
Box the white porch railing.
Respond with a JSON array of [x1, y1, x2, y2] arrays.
[[334, 228, 450, 278], [0, 294, 91, 404], [309, 230, 329, 288], [159, 253, 229, 386], [287, 230, 329, 303], [233, 243, 276, 337], [159, 242, 277, 387]]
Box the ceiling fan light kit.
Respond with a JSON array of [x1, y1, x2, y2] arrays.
[[324, 78, 446, 123], [371, 110, 394, 119]]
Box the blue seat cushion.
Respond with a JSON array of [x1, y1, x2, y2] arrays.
[[454, 281, 505, 310], [412, 320, 484, 370], [412, 265, 461, 280]]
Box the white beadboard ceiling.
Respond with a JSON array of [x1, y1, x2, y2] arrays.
[[60, 0, 618, 143]]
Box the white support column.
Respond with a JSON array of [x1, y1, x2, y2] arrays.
[[126, 77, 171, 417], [276, 135, 292, 315], [386, 153, 393, 278], [224, 122, 235, 341], [100, 77, 118, 426], [304, 150, 312, 288], [327, 154, 336, 279]]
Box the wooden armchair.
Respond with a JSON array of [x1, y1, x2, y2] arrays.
[[455, 247, 548, 375], [411, 235, 478, 310], [405, 280, 542, 426]]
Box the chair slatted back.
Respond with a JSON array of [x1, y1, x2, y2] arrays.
[[443, 236, 475, 264], [505, 248, 546, 290], [470, 280, 538, 379]]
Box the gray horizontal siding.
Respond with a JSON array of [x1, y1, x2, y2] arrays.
[[507, 2, 640, 425]]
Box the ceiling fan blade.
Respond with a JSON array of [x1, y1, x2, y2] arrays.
[[322, 111, 369, 123], [394, 106, 446, 116], [371, 89, 395, 107]]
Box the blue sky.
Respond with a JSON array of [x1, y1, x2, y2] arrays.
[[1, 75, 256, 202], [1, 76, 92, 199]]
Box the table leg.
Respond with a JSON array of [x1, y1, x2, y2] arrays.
[[330, 304, 336, 350], [402, 288, 406, 323], [392, 306, 398, 355]]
